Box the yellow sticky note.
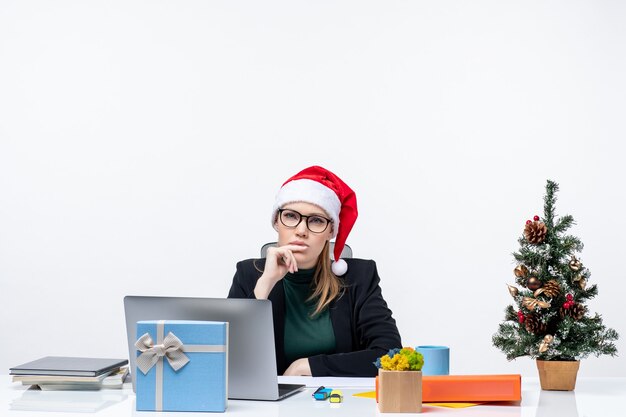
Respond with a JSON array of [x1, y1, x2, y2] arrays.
[[352, 391, 377, 399], [351, 391, 483, 408]]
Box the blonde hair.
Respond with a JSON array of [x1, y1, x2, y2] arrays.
[[308, 241, 344, 317]]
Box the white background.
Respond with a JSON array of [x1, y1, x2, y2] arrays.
[[1, 1, 625, 377]]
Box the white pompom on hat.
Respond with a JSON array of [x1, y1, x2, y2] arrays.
[[271, 166, 358, 276]]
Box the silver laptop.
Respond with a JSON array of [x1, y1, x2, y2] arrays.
[[123, 296, 305, 401]]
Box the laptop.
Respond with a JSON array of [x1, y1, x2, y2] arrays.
[[123, 296, 305, 401]]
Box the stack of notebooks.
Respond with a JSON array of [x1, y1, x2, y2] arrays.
[[10, 356, 129, 391]]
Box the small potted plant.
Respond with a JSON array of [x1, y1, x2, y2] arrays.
[[374, 347, 424, 413]]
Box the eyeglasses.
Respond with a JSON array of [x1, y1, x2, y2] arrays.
[[277, 208, 332, 234]]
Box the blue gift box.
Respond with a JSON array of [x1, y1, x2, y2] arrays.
[[135, 320, 228, 412]]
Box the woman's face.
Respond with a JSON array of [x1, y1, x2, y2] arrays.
[[276, 202, 333, 269]]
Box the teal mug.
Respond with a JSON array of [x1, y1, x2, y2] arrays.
[[416, 345, 450, 375]]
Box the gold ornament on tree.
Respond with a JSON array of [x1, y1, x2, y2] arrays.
[[514, 265, 530, 287], [569, 257, 582, 271], [538, 334, 554, 353], [507, 284, 519, 297], [514, 265, 529, 278], [522, 296, 551, 311], [573, 274, 587, 290], [524, 220, 548, 244]]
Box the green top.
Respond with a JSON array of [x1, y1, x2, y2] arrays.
[[282, 268, 336, 366]]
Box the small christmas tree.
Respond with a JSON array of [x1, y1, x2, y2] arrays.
[[493, 180, 618, 361]]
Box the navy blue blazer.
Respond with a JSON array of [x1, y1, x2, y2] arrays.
[[227, 258, 402, 376]]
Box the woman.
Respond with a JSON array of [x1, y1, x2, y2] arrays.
[[228, 166, 401, 376]]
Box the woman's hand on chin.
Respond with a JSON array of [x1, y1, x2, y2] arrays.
[[254, 244, 305, 299]]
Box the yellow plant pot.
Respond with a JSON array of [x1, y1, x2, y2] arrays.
[[378, 369, 422, 413], [536, 359, 580, 391]]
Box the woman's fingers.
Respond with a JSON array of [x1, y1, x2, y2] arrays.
[[276, 250, 295, 273], [269, 245, 305, 274], [284, 250, 298, 273]]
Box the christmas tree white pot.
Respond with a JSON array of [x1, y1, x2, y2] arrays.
[[493, 180, 618, 391]]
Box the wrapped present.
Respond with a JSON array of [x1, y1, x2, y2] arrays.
[[421, 374, 521, 402], [375, 374, 521, 403], [135, 320, 228, 412]]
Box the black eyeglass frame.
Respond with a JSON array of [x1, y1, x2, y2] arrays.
[[277, 208, 333, 233]]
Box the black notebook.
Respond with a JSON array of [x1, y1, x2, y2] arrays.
[[10, 356, 128, 377]]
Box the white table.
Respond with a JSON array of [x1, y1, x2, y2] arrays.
[[3, 375, 625, 416]]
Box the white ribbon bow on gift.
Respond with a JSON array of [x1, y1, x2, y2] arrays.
[[135, 332, 190, 374]]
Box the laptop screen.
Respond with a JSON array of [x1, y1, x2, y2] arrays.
[[124, 296, 296, 400]]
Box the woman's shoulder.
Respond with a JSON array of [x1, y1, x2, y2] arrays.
[[343, 258, 377, 270], [235, 258, 266, 279], [230, 259, 265, 292], [342, 258, 379, 282], [339, 259, 384, 302]]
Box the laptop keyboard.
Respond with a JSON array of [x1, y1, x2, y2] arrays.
[[278, 383, 305, 398]]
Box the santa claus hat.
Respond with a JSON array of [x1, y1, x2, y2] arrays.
[[271, 166, 357, 276]]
